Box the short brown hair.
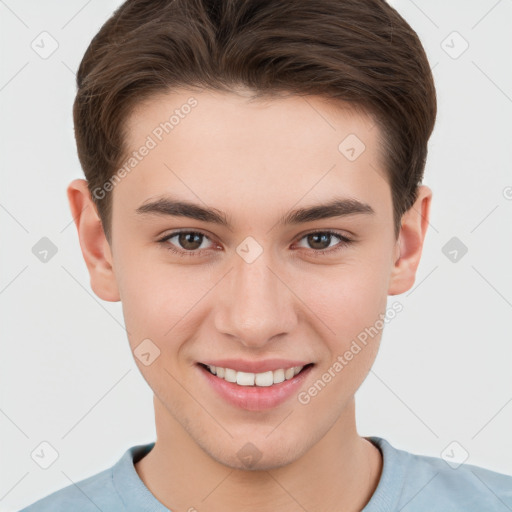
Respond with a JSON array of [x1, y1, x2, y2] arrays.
[[73, 0, 436, 243]]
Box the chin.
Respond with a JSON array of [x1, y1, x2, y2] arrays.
[[200, 435, 304, 472]]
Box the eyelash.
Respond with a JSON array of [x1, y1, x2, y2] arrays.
[[157, 229, 353, 258]]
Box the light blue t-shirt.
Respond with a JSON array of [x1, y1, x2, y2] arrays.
[[19, 436, 512, 511]]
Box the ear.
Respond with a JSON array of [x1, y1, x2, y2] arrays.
[[388, 185, 432, 295], [66, 179, 120, 302]]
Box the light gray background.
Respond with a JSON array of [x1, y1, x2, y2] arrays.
[[1, 0, 511, 510]]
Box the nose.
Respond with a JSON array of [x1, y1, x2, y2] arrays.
[[213, 249, 298, 348]]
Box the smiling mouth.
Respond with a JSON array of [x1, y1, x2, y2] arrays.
[[198, 362, 314, 387]]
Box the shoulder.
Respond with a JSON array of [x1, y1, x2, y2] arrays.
[[18, 466, 124, 512], [18, 443, 156, 512], [370, 436, 512, 511], [406, 451, 512, 509], [18, 466, 119, 511]]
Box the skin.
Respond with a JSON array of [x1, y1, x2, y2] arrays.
[[67, 87, 431, 512]]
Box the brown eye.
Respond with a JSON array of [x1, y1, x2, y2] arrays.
[[159, 230, 214, 256], [295, 230, 353, 256], [177, 232, 204, 250], [306, 232, 333, 250]]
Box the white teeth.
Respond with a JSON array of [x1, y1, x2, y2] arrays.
[[284, 367, 295, 380], [273, 369, 285, 384], [236, 371, 255, 386], [255, 371, 274, 387], [224, 368, 237, 383], [204, 364, 306, 386]]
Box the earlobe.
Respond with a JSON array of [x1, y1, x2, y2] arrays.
[[66, 179, 120, 302], [388, 185, 432, 296]]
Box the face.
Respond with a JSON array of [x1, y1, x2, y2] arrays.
[[104, 88, 402, 469]]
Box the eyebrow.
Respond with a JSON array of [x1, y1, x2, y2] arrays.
[[135, 195, 374, 229]]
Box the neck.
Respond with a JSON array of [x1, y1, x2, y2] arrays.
[[135, 397, 382, 512]]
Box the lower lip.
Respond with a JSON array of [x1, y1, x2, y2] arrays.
[[198, 364, 314, 411]]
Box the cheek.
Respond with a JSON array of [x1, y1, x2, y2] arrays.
[[115, 254, 178, 348], [295, 263, 388, 412], [296, 252, 392, 343], [117, 257, 218, 362]]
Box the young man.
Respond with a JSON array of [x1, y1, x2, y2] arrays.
[[20, 0, 512, 510]]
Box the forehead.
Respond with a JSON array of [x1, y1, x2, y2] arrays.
[[114, 88, 390, 225]]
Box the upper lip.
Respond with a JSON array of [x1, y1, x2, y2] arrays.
[[200, 359, 312, 373]]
